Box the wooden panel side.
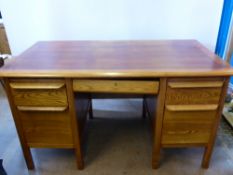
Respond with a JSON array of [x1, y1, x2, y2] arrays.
[[202, 77, 230, 168], [3, 78, 35, 169]]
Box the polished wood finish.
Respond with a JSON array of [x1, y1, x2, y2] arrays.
[[0, 41, 232, 170], [73, 80, 159, 94], [0, 40, 233, 78]]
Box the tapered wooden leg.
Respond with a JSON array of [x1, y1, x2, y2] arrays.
[[152, 147, 161, 169], [89, 99, 94, 119], [152, 78, 167, 169], [75, 148, 84, 170], [201, 77, 230, 169], [3, 78, 35, 170], [201, 146, 212, 168], [142, 97, 146, 119], [22, 146, 35, 170], [66, 79, 84, 170]]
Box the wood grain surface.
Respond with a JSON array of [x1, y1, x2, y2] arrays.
[[73, 80, 159, 94], [19, 111, 73, 148], [0, 40, 232, 78]]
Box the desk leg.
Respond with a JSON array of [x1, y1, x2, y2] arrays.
[[3, 78, 35, 169], [152, 78, 167, 169], [202, 77, 229, 168], [66, 79, 84, 169], [142, 96, 147, 119], [89, 98, 94, 119]]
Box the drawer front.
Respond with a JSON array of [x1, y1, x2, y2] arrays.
[[19, 110, 73, 148], [73, 79, 159, 94], [162, 121, 212, 145], [161, 105, 217, 145], [166, 78, 223, 105], [9, 79, 68, 107]]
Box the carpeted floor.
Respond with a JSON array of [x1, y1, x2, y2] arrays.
[[0, 84, 233, 175]]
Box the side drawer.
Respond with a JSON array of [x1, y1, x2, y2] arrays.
[[161, 105, 217, 145], [73, 79, 159, 94], [9, 79, 68, 107], [19, 110, 73, 148], [166, 78, 223, 105]]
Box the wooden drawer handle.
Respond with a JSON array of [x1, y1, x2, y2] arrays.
[[17, 106, 68, 112], [10, 82, 65, 90], [168, 81, 223, 88], [166, 105, 218, 112]]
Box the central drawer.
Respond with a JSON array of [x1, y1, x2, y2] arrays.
[[73, 79, 159, 94]]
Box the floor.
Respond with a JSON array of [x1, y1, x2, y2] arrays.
[[0, 84, 233, 175]]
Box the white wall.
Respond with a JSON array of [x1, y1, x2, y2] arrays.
[[0, 0, 223, 55]]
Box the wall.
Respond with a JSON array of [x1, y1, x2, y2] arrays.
[[0, 0, 223, 55]]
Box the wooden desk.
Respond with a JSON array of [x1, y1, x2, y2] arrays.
[[0, 40, 232, 170]]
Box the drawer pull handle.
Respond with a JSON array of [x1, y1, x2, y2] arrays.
[[166, 105, 218, 111], [17, 106, 68, 112], [10, 82, 65, 90], [168, 81, 223, 88]]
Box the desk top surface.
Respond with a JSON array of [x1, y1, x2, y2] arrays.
[[0, 40, 233, 78]]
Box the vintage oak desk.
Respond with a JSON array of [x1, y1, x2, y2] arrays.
[[0, 40, 232, 170]]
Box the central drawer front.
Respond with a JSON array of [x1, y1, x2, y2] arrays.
[[162, 78, 224, 145], [73, 79, 159, 94], [9, 79, 68, 107]]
